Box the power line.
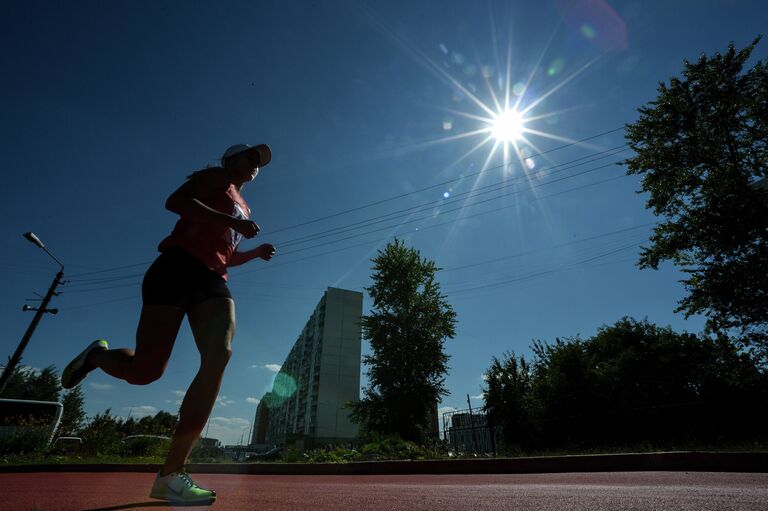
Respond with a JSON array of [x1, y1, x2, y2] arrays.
[[273, 145, 629, 248], [438, 223, 653, 274], [265, 128, 627, 237], [274, 159, 625, 256], [446, 239, 645, 296], [62, 127, 631, 283], [63, 169, 634, 295]]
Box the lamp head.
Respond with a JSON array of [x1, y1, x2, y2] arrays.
[[23, 232, 45, 249]]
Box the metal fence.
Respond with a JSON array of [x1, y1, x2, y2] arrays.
[[442, 407, 498, 455]]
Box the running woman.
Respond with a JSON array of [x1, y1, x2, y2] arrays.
[[61, 143, 276, 504]]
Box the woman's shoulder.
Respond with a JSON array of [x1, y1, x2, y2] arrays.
[[186, 165, 225, 181]]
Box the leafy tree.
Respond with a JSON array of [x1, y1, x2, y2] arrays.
[[133, 411, 177, 436], [483, 318, 768, 451], [623, 38, 768, 358], [482, 352, 533, 448], [0, 365, 61, 402], [79, 408, 123, 456], [58, 386, 86, 436], [350, 239, 457, 442]]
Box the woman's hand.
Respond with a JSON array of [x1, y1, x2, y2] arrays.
[[228, 243, 276, 267], [232, 219, 261, 238], [256, 243, 276, 261]]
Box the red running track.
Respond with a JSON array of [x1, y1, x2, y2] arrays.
[[1, 472, 767, 511]]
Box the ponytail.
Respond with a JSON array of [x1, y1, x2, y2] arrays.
[[186, 165, 224, 180]]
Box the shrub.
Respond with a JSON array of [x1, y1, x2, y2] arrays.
[[0, 415, 53, 456]]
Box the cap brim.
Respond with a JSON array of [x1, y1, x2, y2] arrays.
[[251, 144, 272, 167]]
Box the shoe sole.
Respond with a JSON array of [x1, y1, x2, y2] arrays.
[[149, 490, 216, 503]]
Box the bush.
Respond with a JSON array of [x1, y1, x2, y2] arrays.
[[189, 441, 227, 463], [361, 435, 423, 460], [121, 436, 171, 457], [79, 411, 123, 456], [302, 447, 359, 463], [0, 416, 53, 456]]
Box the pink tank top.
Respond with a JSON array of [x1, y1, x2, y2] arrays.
[[158, 182, 250, 280]]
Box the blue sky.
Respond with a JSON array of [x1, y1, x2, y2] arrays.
[[2, 0, 765, 445]]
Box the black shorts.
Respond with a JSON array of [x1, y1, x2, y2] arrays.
[[142, 246, 232, 312]]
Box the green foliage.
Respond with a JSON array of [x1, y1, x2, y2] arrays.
[[350, 239, 457, 442], [79, 409, 123, 456], [121, 436, 171, 457], [0, 415, 51, 456], [267, 435, 449, 463], [77, 409, 178, 456], [58, 386, 85, 436], [482, 352, 534, 448], [0, 364, 69, 456], [119, 410, 178, 437], [189, 438, 227, 463], [623, 38, 768, 358], [1, 365, 61, 401], [279, 447, 304, 463], [360, 435, 423, 460], [302, 446, 359, 463], [483, 318, 768, 451]]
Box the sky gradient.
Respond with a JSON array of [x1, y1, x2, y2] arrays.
[[2, 0, 766, 445]]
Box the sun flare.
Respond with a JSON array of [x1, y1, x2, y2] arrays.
[[491, 109, 525, 142]]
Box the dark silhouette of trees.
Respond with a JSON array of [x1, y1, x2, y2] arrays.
[[624, 38, 768, 359], [350, 239, 457, 442], [58, 385, 85, 436], [483, 352, 533, 447], [483, 318, 768, 451], [1, 365, 61, 402]]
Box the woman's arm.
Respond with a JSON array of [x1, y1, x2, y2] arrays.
[[229, 244, 276, 267], [166, 169, 259, 238]]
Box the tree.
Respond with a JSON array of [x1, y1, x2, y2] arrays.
[[624, 38, 768, 358], [482, 352, 533, 448], [1, 365, 61, 402], [484, 318, 768, 451], [58, 386, 86, 436], [350, 239, 457, 442]]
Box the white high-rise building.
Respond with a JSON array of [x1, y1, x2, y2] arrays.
[[253, 287, 363, 449]]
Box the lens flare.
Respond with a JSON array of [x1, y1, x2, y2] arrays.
[[265, 372, 297, 407], [491, 109, 525, 142]]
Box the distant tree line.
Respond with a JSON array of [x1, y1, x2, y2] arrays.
[[1, 365, 85, 437], [483, 318, 768, 452], [2, 364, 177, 455]]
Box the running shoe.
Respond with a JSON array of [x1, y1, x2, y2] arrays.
[[150, 471, 217, 504], [61, 339, 108, 389]]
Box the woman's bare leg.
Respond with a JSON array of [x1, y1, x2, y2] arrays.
[[161, 297, 235, 475], [88, 304, 185, 385]]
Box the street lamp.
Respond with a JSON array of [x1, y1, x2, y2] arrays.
[[0, 232, 65, 395]]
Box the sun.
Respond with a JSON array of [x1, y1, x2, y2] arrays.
[[491, 109, 525, 142]]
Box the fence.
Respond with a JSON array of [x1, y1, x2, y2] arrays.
[[0, 398, 63, 449], [442, 407, 499, 455]]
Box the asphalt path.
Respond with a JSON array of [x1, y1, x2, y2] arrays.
[[1, 472, 766, 511]]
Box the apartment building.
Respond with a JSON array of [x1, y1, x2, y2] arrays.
[[253, 287, 363, 449]]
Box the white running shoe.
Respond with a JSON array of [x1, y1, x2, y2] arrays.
[[149, 471, 217, 504], [61, 339, 108, 389]]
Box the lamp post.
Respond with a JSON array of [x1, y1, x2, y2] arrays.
[[0, 232, 65, 395]]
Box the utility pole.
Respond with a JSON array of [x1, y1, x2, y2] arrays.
[[0, 233, 64, 395]]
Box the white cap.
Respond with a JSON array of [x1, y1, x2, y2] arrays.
[[221, 143, 272, 167]]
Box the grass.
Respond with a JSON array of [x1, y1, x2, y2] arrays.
[[3, 432, 767, 467], [1, 453, 166, 466]]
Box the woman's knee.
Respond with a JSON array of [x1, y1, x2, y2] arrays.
[[126, 363, 166, 385], [201, 346, 233, 371]]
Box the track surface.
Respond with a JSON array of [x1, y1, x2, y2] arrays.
[[1, 472, 766, 510]]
